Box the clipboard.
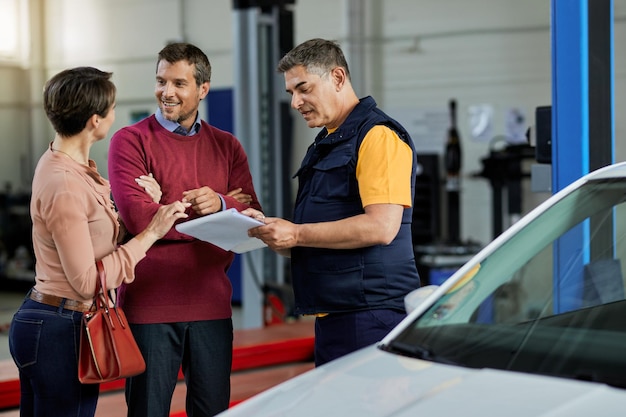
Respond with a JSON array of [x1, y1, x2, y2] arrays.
[[175, 208, 267, 253]]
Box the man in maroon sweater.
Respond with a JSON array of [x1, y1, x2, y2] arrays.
[[108, 43, 262, 417]]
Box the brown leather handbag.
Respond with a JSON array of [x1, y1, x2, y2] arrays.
[[78, 260, 146, 384]]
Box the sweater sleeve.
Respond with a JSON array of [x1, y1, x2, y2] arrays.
[[108, 125, 191, 241], [223, 134, 263, 213]]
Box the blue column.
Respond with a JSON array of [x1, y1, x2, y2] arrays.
[[551, 0, 614, 312], [551, 0, 589, 191]]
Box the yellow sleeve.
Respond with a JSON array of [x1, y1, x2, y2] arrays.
[[356, 125, 413, 208]]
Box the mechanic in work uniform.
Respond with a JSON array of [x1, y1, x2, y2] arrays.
[[246, 38, 421, 366]]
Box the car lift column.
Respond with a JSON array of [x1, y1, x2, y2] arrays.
[[551, 0, 614, 312], [233, 0, 294, 328]]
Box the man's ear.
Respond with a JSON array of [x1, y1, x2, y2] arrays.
[[199, 82, 210, 100], [331, 67, 347, 91]]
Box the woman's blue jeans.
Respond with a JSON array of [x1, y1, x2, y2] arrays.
[[9, 296, 99, 417]]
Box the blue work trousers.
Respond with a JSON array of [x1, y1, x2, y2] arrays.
[[314, 309, 406, 366]]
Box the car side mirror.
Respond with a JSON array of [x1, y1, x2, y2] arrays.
[[404, 285, 439, 313]]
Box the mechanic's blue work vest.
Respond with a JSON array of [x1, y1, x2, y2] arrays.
[[291, 96, 421, 315]]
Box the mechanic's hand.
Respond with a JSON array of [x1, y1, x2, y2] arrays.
[[247, 217, 298, 251], [241, 207, 266, 221]]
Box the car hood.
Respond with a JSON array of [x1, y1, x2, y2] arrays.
[[220, 345, 626, 417]]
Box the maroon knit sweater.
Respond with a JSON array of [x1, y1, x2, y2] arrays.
[[108, 115, 262, 323]]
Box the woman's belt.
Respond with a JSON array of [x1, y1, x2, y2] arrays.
[[29, 288, 92, 312]]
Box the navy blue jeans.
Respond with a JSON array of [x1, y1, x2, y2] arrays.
[[314, 309, 406, 366], [125, 319, 233, 417], [9, 296, 99, 417]]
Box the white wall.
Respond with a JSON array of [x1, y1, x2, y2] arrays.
[[378, 0, 554, 244], [0, 0, 625, 249]]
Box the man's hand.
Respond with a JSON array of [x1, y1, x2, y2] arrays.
[[246, 217, 299, 252], [226, 187, 252, 205], [244, 204, 403, 251], [182, 186, 222, 215], [240, 207, 266, 221], [241, 208, 292, 257]]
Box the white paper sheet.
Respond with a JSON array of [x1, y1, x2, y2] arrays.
[[175, 208, 267, 253]]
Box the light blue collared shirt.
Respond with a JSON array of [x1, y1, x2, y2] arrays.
[[154, 107, 202, 136]]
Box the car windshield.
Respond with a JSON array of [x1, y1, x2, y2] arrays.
[[387, 176, 626, 388]]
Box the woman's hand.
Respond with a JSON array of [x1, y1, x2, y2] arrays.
[[135, 173, 162, 203], [134, 200, 190, 251]]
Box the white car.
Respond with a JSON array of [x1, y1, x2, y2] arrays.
[[219, 162, 626, 416]]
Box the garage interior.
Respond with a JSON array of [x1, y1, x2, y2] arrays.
[[0, 0, 624, 415]]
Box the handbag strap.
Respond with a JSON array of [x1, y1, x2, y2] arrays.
[[93, 260, 126, 329], [93, 260, 115, 309], [95, 259, 107, 296]]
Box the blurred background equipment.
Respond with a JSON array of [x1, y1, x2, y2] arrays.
[[475, 139, 535, 239], [444, 99, 462, 244], [413, 99, 481, 287], [0, 189, 34, 290]]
